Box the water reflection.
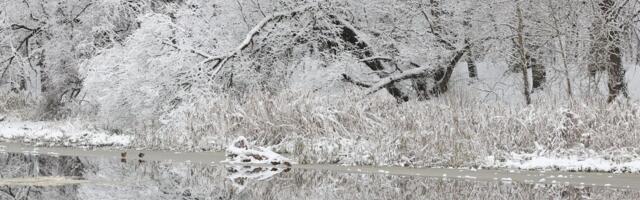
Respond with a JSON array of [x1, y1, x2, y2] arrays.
[[0, 152, 639, 200], [0, 153, 84, 200], [227, 165, 290, 192]]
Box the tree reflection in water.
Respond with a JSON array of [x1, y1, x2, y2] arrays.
[[1, 153, 639, 200]]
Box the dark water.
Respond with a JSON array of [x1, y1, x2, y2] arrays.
[[0, 146, 640, 199]]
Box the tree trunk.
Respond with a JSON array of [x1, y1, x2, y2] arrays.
[[463, 8, 477, 79], [516, 3, 531, 105], [464, 39, 477, 79], [549, 4, 573, 98], [606, 33, 625, 102], [598, 0, 626, 103], [530, 58, 546, 90]]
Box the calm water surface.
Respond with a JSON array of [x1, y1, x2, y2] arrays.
[[1, 142, 639, 200]]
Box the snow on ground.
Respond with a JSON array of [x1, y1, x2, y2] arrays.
[[499, 155, 640, 173], [0, 121, 131, 147], [495, 147, 640, 173]]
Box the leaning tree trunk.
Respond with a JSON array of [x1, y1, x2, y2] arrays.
[[331, 16, 410, 102]]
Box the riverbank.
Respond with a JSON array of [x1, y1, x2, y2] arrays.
[[2, 118, 640, 174], [0, 121, 130, 147], [3, 90, 640, 173]]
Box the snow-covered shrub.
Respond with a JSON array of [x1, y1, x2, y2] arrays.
[[82, 13, 189, 131], [0, 0, 171, 119]]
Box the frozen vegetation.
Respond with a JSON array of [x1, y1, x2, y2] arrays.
[[1, 0, 640, 174]]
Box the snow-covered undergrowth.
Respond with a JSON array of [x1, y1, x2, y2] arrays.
[[0, 90, 32, 119], [0, 121, 131, 147], [132, 90, 640, 170], [3, 90, 640, 172]]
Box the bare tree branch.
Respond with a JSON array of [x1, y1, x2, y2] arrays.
[[420, 10, 456, 50], [341, 73, 372, 88], [207, 4, 317, 76], [364, 44, 469, 97], [161, 40, 223, 62], [1, 26, 41, 80], [364, 64, 438, 96], [73, 3, 93, 22]]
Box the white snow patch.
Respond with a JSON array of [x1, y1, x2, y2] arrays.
[[0, 121, 131, 147], [496, 153, 640, 173], [464, 175, 477, 179]]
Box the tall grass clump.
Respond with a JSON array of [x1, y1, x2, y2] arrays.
[[130, 89, 640, 168], [0, 89, 33, 119]]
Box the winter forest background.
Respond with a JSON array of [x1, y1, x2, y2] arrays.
[[2, 0, 640, 168]]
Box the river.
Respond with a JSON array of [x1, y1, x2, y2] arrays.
[[0, 142, 639, 199]]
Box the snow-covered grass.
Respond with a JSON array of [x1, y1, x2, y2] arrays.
[[0, 90, 32, 119], [4, 85, 640, 172], [129, 90, 640, 170], [0, 121, 131, 147]]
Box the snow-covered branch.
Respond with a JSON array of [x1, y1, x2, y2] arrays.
[[341, 74, 372, 88], [162, 41, 221, 62], [364, 45, 468, 96], [360, 57, 424, 69], [206, 4, 318, 76], [364, 65, 437, 95], [359, 56, 393, 62]]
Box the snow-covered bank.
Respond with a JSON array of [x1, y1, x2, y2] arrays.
[[494, 146, 640, 173], [0, 121, 131, 147], [3, 119, 640, 174], [499, 155, 640, 173], [128, 90, 640, 170], [4, 92, 640, 174]]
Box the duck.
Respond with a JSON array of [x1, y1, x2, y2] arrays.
[[120, 152, 127, 163]]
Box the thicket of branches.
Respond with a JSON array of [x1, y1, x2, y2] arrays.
[[1, 0, 639, 136]]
